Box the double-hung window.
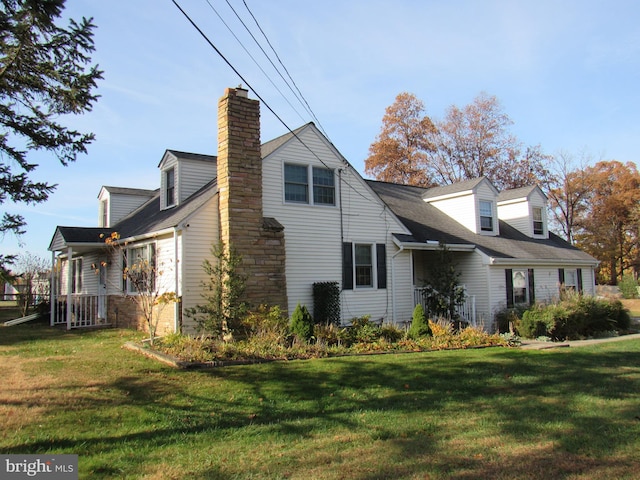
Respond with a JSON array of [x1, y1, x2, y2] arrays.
[[532, 207, 544, 235], [124, 243, 156, 294], [312, 167, 335, 205], [165, 168, 176, 207], [506, 268, 535, 307], [355, 244, 373, 287], [71, 258, 83, 293], [479, 200, 494, 232], [284, 164, 309, 203], [284, 163, 335, 206], [342, 242, 387, 290]]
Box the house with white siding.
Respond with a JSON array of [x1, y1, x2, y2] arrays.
[[48, 86, 598, 334]]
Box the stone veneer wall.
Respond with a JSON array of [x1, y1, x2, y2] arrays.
[[217, 87, 288, 312], [107, 295, 174, 335]]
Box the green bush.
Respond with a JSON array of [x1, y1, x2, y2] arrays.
[[408, 304, 432, 339], [290, 304, 314, 343], [518, 296, 631, 340], [618, 274, 639, 299]]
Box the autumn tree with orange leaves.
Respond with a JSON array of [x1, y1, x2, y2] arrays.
[[365, 92, 552, 190], [572, 161, 640, 284], [364, 92, 437, 187]]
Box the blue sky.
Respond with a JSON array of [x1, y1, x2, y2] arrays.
[[3, 0, 639, 263]]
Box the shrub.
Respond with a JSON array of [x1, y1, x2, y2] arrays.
[[240, 305, 289, 343], [518, 296, 632, 340], [290, 304, 314, 343], [618, 274, 638, 299], [519, 304, 561, 339], [494, 305, 527, 333], [380, 324, 405, 343], [408, 304, 431, 338], [314, 323, 343, 347]]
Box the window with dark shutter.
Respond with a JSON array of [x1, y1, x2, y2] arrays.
[[528, 268, 535, 305], [376, 244, 387, 289], [506, 269, 514, 308]]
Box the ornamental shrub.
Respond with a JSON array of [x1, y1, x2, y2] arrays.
[[290, 303, 314, 343], [408, 304, 432, 338], [618, 274, 638, 299]]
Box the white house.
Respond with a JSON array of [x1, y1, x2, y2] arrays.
[[48, 87, 598, 334]]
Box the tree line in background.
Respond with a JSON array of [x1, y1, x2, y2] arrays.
[[365, 92, 640, 285]]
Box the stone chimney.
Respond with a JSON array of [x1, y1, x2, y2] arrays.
[[217, 87, 287, 312]]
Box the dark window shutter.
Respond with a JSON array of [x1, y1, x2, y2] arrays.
[[528, 268, 535, 305], [558, 268, 565, 285], [505, 269, 514, 308], [376, 244, 387, 289], [577, 268, 583, 293], [342, 242, 353, 290]]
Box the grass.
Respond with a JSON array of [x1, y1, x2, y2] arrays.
[[2, 319, 640, 479]]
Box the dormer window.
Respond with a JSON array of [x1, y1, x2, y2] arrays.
[[533, 207, 544, 235], [165, 168, 175, 207], [479, 200, 494, 232]]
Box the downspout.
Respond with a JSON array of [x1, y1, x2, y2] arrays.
[[50, 251, 55, 326], [173, 226, 181, 334], [391, 243, 405, 323], [66, 246, 73, 330]]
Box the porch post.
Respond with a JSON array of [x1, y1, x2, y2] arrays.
[[66, 246, 73, 330], [50, 251, 56, 326]]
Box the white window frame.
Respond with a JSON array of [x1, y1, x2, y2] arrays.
[[123, 243, 157, 294], [284, 163, 336, 206], [354, 243, 374, 288], [532, 207, 544, 235], [512, 270, 528, 305], [71, 257, 83, 294], [100, 199, 108, 227], [479, 200, 494, 232], [165, 167, 176, 207], [564, 269, 578, 291]]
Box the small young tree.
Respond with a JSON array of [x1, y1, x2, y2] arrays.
[[186, 242, 247, 341], [423, 243, 466, 320], [408, 303, 431, 338], [290, 303, 314, 343], [102, 232, 176, 345]]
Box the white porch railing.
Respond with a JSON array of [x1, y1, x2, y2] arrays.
[[413, 287, 477, 326], [52, 294, 109, 329]]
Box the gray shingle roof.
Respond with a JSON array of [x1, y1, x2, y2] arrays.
[[51, 180, 217, 250], [497, 185, 540, 202], [367, 180, 596, 264], [421, 177, 489, 200]]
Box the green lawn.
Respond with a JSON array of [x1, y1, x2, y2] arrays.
[[2, 321, 640, 479]]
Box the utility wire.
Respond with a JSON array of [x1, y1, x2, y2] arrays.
[[240, 0, 329, 137], [204, 0, 307, 124], [171, 0, 372, 203]]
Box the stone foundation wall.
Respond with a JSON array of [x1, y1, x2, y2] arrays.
[[107, 295, 175, 335]]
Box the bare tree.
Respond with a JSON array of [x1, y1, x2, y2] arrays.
[[14, 252, 49, 316]]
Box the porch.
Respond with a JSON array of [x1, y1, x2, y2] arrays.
[[413, 286, 477, 326], [51, 294, 110, 329]]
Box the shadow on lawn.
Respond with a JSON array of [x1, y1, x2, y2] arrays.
[[4, 337, 640, 478]]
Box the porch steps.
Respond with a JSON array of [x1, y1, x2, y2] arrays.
[[3, 313, 41, 326]]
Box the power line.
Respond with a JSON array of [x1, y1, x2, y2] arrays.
[[240, 0, 328, 138], [204, 0, 307, 124], [171, 0, 373, 203]]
